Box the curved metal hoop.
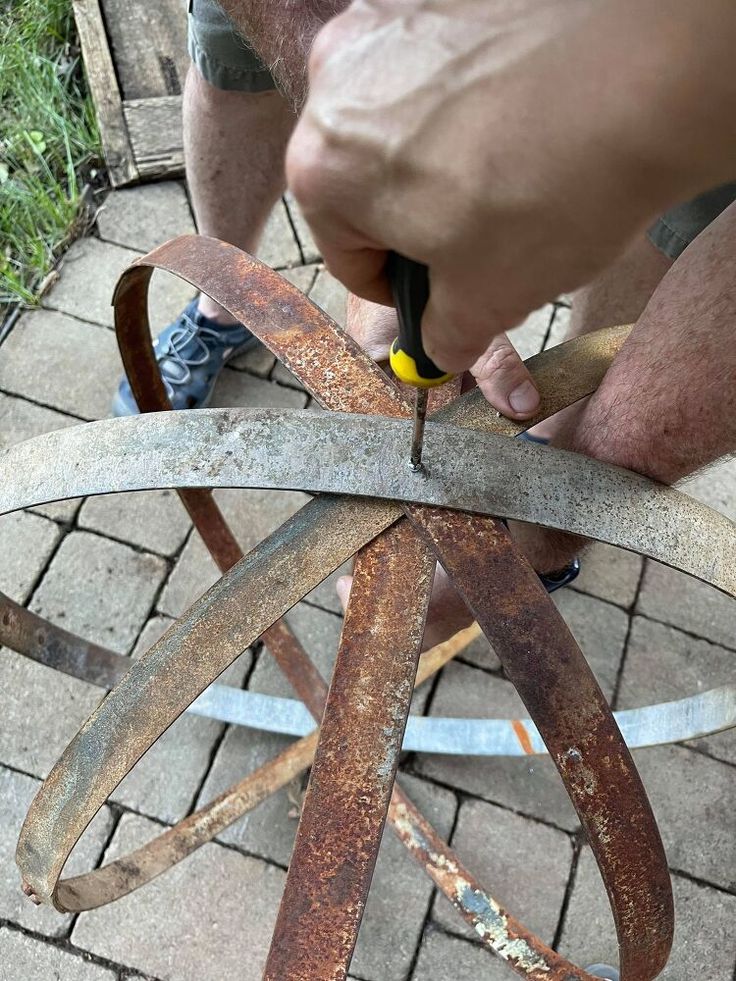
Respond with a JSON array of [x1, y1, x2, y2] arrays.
[[7, 236, 731, 980]]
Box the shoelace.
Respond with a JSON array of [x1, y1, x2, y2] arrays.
[[153, 314, 226, 397]]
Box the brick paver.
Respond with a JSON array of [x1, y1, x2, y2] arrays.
[[71, 814, 285, 981], [0, 510, 61, 603], [0, 927, 117, 980], [2, 181, 734, 980], [430, 797, 572, 946], [30, 530, 167, 652], [559, 847, 736, 979], [43, 237, 194, 329], [78, 489, 192, 557], [96, 181, 195, 253], [0, 309, 124, 419]]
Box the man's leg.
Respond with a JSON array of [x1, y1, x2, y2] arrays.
[[528, 235, 672, 441], [516, 200, 736, 573], [113, 0, 296, 414], [183, 67, 295, 324]]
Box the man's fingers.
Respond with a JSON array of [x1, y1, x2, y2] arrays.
[[346, 294, 397, 362], [420, 272, 513, 374], [316, 239, 393, 306], [471, 333, 540, 418]]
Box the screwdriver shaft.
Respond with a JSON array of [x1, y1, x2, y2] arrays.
[[410, 388, 429, 471]]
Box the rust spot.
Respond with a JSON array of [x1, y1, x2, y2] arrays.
[[511, 719, 535, 755]]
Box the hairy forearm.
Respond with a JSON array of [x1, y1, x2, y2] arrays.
[[218, 0, 348, 108]]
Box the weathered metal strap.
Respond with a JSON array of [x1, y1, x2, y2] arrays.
[[114, 239, 676, 980], [2, 410, 734, 597], [264, 522, 435, 979], [42, 623, 472, 913]]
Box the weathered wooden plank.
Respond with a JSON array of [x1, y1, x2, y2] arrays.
[[124, 96, 185, 180], [72, 0, 138, 186], [103, 0, 190, 101]]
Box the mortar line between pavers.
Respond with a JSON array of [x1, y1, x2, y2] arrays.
[[0, 386, 89, 423], [680, 741, 736, 772], [0, 917, 165, 981], [610, 559, 646, 712], [569, 580, 642, 615], [551, 829, 584, 952], [300, 597, 344, 620], [539, 304, 557, 352], [20, 494, 84, 620], [407, 785, 462, 981], [74, 522, 188, 565], [122, 525, 195, 659], [667, 866, 736, 900], [632, 607, 736, 658], [38, 303, 120, 332], [263, 362, 309, 395], [402, 767, 582, 838], [281, 193, 308, 266]]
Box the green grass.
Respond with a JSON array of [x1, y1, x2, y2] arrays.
[[0, 0, 102, 315]]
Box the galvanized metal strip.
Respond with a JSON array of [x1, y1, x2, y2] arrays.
[[2, 409, 734, 598], [2, 594, 732, 752]]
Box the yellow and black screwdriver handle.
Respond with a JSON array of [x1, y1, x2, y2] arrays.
[[387, 253, 454, 389]]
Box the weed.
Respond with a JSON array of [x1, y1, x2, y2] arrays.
[[0, 0, 103, 317]]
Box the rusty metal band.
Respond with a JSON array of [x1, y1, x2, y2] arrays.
[[263, 381, 465, 978], [113, 239, 676, 980], [2, 593, 733, 754], [34, 623, 473, 914], [264, 522, 435, 979], [11, 238, 698, 979]]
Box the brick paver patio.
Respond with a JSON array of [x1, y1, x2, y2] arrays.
[[0, 181, 734, 980]]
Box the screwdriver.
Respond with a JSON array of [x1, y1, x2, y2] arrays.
[[387, 253, 454, 470]]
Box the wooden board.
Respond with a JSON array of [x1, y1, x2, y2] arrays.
[[73, 0, 188, 185]]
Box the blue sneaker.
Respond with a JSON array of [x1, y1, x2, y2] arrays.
[[112, 298, 258, 416], [585, 967, 619, 980]]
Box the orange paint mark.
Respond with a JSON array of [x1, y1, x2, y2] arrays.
[[511, 719, 534, 755]]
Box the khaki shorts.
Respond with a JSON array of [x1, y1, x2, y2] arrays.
[[648, 181, 736, 259], [189, 0, 735, 259], [187, 0, 276, 93]]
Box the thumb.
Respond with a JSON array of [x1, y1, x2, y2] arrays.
[[471, 333, 540, 418]]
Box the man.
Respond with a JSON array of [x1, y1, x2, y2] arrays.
[[114, 0, 736, 609], [111, 4, 736, 976]]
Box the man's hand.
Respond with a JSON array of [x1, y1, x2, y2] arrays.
[[347, 295, 541, 419], [288, 0, 736, 375]]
